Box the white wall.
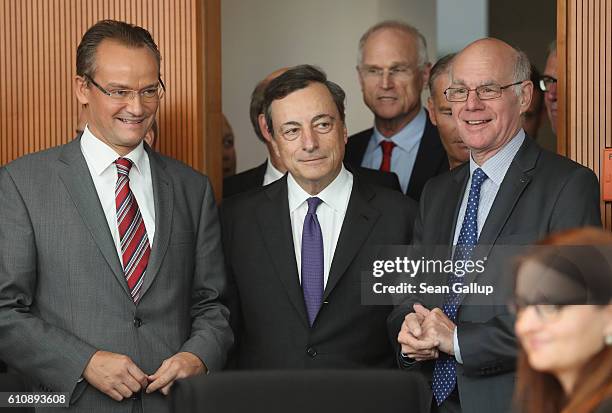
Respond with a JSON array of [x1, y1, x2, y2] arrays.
[[436, 0, 488, 58], [222, 0, 437, 172]]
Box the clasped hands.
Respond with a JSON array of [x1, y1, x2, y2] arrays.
[[397, 303, 456, 361], [83, 350, 206, 401]]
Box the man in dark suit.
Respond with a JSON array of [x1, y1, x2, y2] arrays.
[[221, 65, 417, 369], [388, 38, 601, 413], [346, 21, 448, 201], [0, 20, 232, 412], [223, 68, 400, 198]]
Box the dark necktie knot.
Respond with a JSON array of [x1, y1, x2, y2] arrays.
[[471, 168, 488, 189], [115, 157, 134, 177], [306, 197, 322, 215]]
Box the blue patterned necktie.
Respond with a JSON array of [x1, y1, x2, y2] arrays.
[[432, 168, 488, 405], [301, 197, 324, 326]]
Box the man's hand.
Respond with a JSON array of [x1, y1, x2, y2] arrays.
[[82, 350, 148, 401], [417, 306, 456, 355], [146, 352, 206, 395], [397, 304, 439, 361]]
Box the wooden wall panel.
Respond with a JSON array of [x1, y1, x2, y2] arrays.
[[0, 0, 222, 198], [558, 0, 612, 229]]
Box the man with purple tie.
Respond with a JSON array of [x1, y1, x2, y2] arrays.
[[221, 65, 416, 369]]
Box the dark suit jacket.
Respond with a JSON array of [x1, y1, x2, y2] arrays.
[[345, 114, 449, 201], [0, 139, 233, 413], [223, 161, 401, 199], [387, 136, 601, 413], [221, 173, 417, 369]]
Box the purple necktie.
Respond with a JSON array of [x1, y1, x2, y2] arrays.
[[301, 197, 324, 326]]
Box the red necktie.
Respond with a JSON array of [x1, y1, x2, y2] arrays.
[[115, 158, 151, 303], [379, 140, 396, 172]]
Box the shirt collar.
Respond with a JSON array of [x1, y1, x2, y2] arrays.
[[372, 107, 427, 152], [469, 128, 526, 186], [266, 158, 285, 180], [80, 125, 147, 176], [287, 165, 352, 213]]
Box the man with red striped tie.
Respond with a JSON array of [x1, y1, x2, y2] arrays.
[[0, 20, 232, 412]]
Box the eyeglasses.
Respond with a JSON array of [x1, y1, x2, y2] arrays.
[[444, 81, 526, 102], [278, 116, 337, 141], [508, 298, 564, 322], [358, 64, 417, 81], [539, 75, 557, 92], [83, 74, 166, 103]]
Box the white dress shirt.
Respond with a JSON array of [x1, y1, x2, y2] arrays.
[[263, 158, 285, 186], [287, 166, 353, 287], [80, 125, 156, 261], [451, 129, 525, 363]]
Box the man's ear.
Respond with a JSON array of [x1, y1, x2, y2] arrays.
[[427, 96, 438, 126], [258, 114, 273, 143], [420, 63, 432, 91], [74, 75, 90, 105], [519, 81, 534, 114], [356, 65, 366, 91], [259, 113, 281, 158]]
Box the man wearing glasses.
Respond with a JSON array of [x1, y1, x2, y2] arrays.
[[221, 65, 416, 369], [346, 21, 448, 201], [388, 38, 600, 413], [0, 20, 232, 412], [540, 41, 558, 134]]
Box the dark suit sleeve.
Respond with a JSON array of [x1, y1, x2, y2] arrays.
[[218, 200, 243, 368], [549, 166, 602, 229], [178, 176, 233, 372], [387, 186, 427, 366], [0, 167, 97, 397]]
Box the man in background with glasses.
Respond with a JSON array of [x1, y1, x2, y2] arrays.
[[0, 20, 232, 412], [346, 21, 448, 201], [540, 41, 558, 134], [389, 38, 600, 413]]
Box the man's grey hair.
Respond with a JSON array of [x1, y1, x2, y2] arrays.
[[512, 49, 532, 95], [357, 20, 429, 68], [428, 53, 455, 94]]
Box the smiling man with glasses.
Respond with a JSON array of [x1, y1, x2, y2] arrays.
[[345, 21, 449, 201], [0, 19, 232, 412], [389, 38, 601, 413]]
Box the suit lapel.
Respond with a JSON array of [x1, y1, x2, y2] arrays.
[[257, 177, 309, 326], [138, 149, 173, 300], [57, 139, 130, 298], [442, 167, 470, 246], [460, 137, 538, 291], [323, 178, 380, 301], [477, 138, 539, 253]]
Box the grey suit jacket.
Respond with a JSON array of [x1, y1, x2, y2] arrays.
[[0, 139, 233, 412], [388, 136, 601, 413]]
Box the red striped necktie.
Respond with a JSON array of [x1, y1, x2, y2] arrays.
[[115, 157, 151, 303]]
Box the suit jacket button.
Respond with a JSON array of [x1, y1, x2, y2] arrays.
[[306, 347, 317, 357], [133, 317, 142, 328]]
